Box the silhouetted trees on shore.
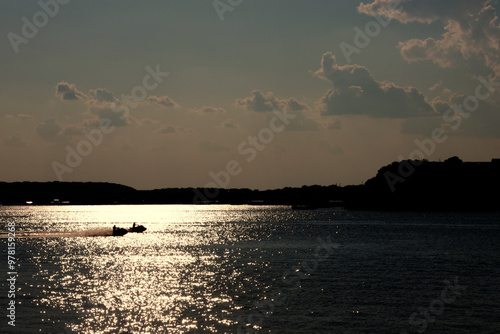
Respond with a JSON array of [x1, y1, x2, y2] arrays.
[[1, 157, 498, 210]]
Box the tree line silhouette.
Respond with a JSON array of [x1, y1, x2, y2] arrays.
[[1, 157, 498, 210]]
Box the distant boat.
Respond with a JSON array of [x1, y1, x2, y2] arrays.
[[112, 227, 128, 236], [127, 224, 147, 233]]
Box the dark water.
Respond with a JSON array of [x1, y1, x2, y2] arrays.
[[0, 205, 499, 333]]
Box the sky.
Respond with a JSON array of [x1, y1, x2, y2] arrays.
[[1, 0, 499, 190]]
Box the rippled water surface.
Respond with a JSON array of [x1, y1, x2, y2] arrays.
[[1, 205, 499, 333]]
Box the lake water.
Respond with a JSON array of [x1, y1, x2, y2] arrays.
[[0, 205, 499, 333]]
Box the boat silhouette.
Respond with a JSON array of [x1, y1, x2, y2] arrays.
[[112, 225, 128, 236], [127, 223, 147, 233]]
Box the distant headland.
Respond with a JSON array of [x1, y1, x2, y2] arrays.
[[1, 157, 499, 211]]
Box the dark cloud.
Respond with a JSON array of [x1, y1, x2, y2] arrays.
[[235, 90, 308, 112], [315, 52, 435, 118], [55, 82, 87, 101], [89, 88, 116, 103]]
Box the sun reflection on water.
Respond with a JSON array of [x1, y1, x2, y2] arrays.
[[3, 205, 289, 333]]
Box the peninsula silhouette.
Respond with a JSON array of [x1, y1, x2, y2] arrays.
[[1, 157, 499, 211]]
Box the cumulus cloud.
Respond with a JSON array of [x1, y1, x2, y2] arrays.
[[147, 95, 178, 108], [55, 82, 87, 101], [55, 82, 181, 114], [359, 0, 500, 78], [88, 88, 116, 103], [235, 90, 309, 112], [196, 106, 226, 113], [236, 90, 319, 130], [315, 52, 435, 118]]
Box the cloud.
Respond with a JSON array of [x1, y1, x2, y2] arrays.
[[401, 93, 500, 138], [235, 90, 309, 112], [236, 90, 318, 130], [160, 125, 177, 134], [55, 82, 87, 101], [89, 108, 132, 127], [315, 52, 435, 118], [281, 112, 320, 132], [357, 0, 485, 24], [36, 118, 63, 141], [55, 82, 181, 113], [17, 114, 34, 120], [196, 106, 226, 113], [88, 88, 116, 103], [52, 81, 139, 127], [147, 95, 179, 108], [287, 98, 310, 111], [359, 0, 500, 78], [157, 123, 193, 135], [447, 93, 500, 138], [430, 98, 450, 114], [222, 119, 239, 128], [429, 81, 443, 92]]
